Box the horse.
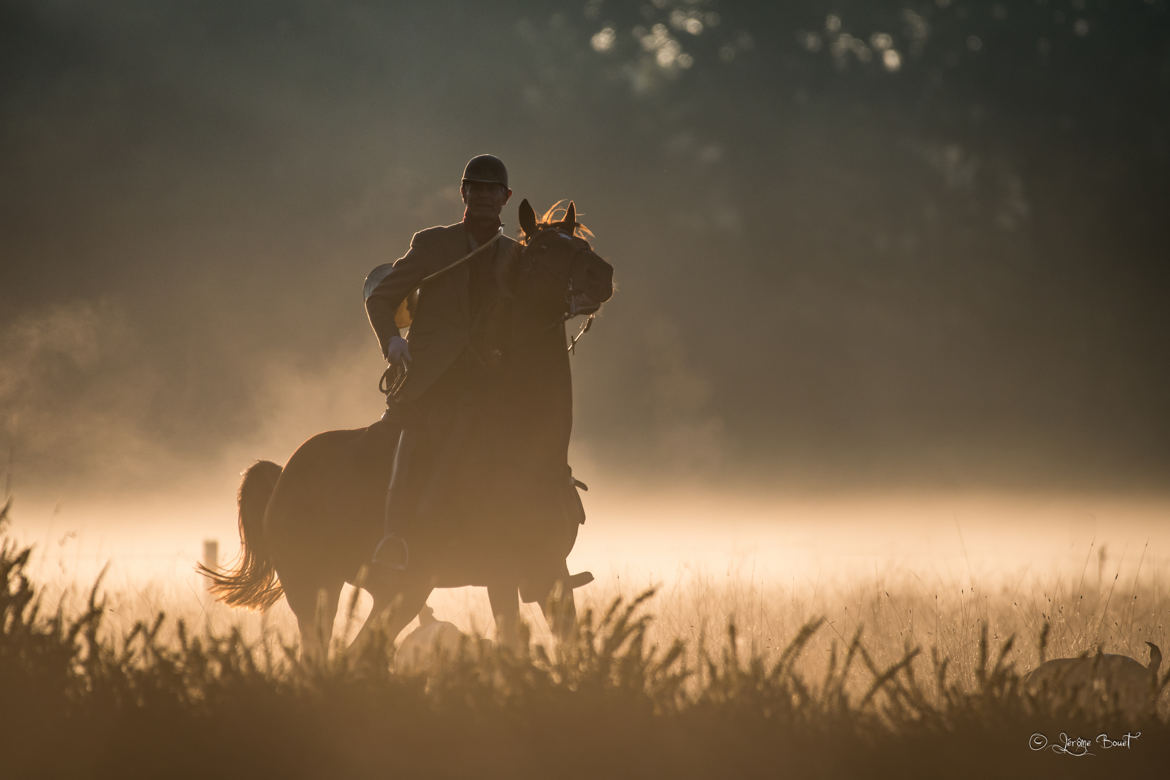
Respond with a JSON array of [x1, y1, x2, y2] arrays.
[[200, 199, 614, 660]]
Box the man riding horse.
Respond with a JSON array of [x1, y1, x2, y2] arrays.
[[363, 154, 522, 585], [200, 156, 612, 656]]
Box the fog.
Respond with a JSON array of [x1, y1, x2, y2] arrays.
[[3, 1, 1169, 527], [10, 488, 1169, 600]]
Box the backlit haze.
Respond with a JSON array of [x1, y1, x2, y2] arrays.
[[3, 1, 1168, 595]]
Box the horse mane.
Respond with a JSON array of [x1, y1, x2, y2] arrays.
[[523, 200, 594, 245]]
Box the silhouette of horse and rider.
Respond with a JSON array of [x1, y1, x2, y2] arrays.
[[200, 155, 614, 658]]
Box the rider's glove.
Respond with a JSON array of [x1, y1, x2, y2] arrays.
[[385, 335, 412, 367]]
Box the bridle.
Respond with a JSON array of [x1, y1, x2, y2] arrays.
[[520, 227, 606, 353]]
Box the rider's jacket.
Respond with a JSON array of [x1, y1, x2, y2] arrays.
[[364, 223, 520, 404]]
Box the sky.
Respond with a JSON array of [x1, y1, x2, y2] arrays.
[[2, 0, 1169, 518]]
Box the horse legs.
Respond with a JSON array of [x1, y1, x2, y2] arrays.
[[487, 581, 522, 650], [536, 561, 580, 644], [540, 578, 579, 644], [284, 580, 342, 664], [349, 576, 433, 660]]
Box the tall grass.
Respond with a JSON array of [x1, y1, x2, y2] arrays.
[[2, 501, 1167, 779]]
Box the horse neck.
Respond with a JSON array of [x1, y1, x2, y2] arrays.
[[500, 314, 572, 465]]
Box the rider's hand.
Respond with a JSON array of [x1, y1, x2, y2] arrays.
[[385, 335, 412, 367]]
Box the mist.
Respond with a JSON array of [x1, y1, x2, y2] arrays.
[[3, 0, 1169, 516]]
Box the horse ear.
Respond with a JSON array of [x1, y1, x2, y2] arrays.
[[519, 199, 537, 239], [563, 201, 576, 231]]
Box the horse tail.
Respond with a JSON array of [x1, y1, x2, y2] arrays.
[[198, 460, 285, 609]]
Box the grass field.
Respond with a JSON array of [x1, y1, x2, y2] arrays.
[[3, 496, 1169, 778]]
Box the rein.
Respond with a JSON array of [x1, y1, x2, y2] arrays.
[[379, 364, 407, 399], [567, 314, 595, 354], [421, 232, 504, 286]]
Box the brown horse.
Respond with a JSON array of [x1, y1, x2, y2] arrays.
[[200, 200, 614, 659]]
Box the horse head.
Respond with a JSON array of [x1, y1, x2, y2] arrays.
[[515, 199, 614, 324]]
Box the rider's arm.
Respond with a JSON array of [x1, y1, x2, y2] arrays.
[[365, 231, 434, 359]]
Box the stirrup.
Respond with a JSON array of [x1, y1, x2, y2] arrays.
[[372, 535, 410, 572]]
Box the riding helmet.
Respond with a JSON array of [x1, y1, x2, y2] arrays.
[[461, 154, 508, 188]]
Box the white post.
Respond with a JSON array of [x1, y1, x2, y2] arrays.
[[202, 539, 218, 591]]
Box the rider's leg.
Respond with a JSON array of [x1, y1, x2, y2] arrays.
[[372, 359, 467, 573], [372, 427, 415, 571]]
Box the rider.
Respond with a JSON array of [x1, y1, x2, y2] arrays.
[[363, 154, 520, 580]]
